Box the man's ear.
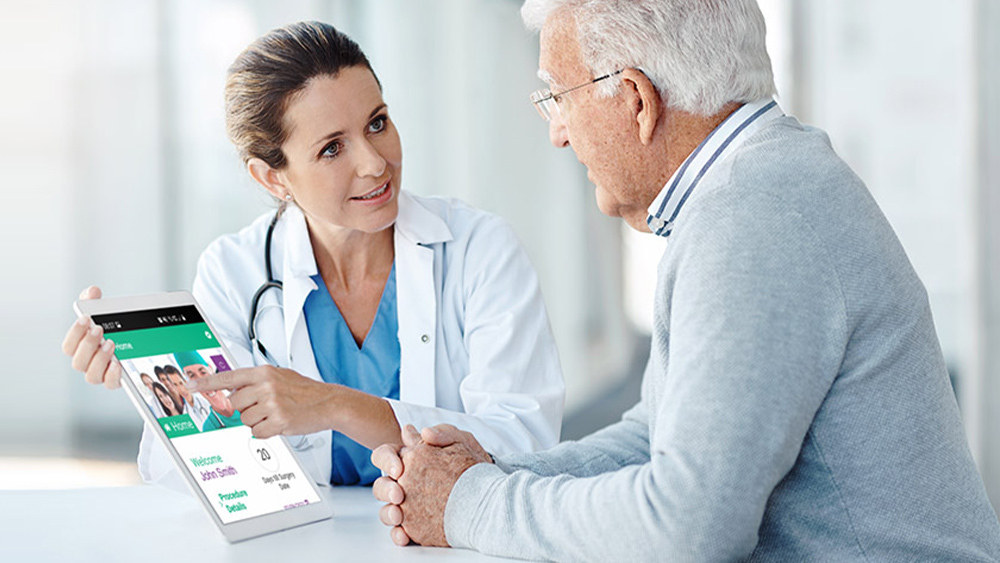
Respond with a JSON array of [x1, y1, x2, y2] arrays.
[[247, 158, 290, 201], [621, 68, 662, 146]]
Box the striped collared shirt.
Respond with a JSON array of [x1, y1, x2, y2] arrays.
[[646, 98, 784, 237]]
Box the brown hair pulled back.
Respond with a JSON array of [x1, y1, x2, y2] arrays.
[[224, 21, 379, 169]]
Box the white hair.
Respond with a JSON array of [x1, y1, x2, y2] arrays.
[[522, 0, 776, 116]]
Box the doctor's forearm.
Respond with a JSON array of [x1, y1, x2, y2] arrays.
[[322, 384, 402, 449]]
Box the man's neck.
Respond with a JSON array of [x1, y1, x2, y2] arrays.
[[624, 101, 743, 232], [660, 102, 743, 183]]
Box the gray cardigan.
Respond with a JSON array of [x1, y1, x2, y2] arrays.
[[443, 116, 1000, 562]]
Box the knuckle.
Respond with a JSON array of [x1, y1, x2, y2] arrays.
[[108, 367, 122, 388], [388, 504, 402, 524], [377, 481, 396, 501], [392, 526, 410, 546], [379, 504, 396, 526], [236, 398, 252, 414], [389, 483, 404, 504], [61, 335, 76, 356], [84, 367, 104, 385], [73, 350, 96, 372], [97, 342, 113, 360]]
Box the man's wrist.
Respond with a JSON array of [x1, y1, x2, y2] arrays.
[[444, 461, 507, 550]]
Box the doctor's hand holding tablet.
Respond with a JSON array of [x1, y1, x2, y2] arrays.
[[60, 21, 565, 535]]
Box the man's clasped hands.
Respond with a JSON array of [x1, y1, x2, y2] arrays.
[[371, 424, 494, 547]]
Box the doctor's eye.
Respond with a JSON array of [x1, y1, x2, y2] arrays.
[[319, 139, 343, 159], [368, 114, 388, 134]]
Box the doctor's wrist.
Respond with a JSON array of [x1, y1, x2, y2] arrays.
[[320, 382, 352, 431], [323, 385, 402, 450]]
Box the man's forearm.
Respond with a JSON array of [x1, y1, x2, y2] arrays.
[[445, 457, 760, 562], [494, 401, 651, 477]]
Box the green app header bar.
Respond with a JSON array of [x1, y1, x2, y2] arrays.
[[111, 322, 217, 360]]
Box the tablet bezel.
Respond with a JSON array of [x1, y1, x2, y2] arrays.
[[74, 290, 332, 543]]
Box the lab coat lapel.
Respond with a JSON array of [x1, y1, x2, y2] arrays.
[[395, 240, 437, 407], [279, 206, 321, 381], [270, 206, 328, 484], [394, 191, 452, 408]]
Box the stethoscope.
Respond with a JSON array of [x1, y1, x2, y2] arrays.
[[248, 204, 285, 365], [244, 203, 320, 453]]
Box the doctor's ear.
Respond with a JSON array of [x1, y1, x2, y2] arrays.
[[621, 68, 663, 146], [247, 158, 291, 201]]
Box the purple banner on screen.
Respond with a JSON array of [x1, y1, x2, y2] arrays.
[[211, 355, 231, 373]]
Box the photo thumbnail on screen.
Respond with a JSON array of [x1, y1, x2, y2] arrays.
[[95, 305, 242, 437], [122, 348, 241, 436]]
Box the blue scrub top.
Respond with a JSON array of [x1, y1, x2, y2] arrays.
[[303, 263, 401, 486]]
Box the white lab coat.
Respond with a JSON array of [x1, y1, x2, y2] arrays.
[[138, 190, 564, 487]]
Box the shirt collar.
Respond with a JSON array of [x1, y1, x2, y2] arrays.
[[394, 190, 453, 246], [646, 98, 784, 238], [282, 203, 317, 278]]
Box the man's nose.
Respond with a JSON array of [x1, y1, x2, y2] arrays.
[[548, 109, 570, 148]]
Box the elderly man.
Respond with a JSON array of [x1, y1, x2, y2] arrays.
[[372, 0, 1000, 560]]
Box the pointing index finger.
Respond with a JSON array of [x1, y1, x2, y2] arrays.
[[187, 368, 255, 392]]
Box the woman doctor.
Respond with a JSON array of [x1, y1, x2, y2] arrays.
[[61, 21, 564, 487]]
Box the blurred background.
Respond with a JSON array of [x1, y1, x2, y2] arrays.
[[0, 0, 998, 514]]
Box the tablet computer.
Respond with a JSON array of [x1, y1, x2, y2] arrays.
[[74, 291, 332, 542]]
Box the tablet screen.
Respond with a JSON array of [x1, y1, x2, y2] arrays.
[[93, 305, 321, 524]]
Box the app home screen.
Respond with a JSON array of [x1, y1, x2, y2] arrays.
[[94, 305, 320, 524]]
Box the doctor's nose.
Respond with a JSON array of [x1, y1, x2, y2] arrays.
[[548, 109, 569, 148], [356, 139, 388, 178]]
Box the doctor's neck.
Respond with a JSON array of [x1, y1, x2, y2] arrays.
[[306, 219, 395, 291]]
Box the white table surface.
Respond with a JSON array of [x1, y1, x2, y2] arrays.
[[0, 485, 512, 562]]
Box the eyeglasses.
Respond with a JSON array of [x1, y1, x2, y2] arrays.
[[529, 69, 623, 121]]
